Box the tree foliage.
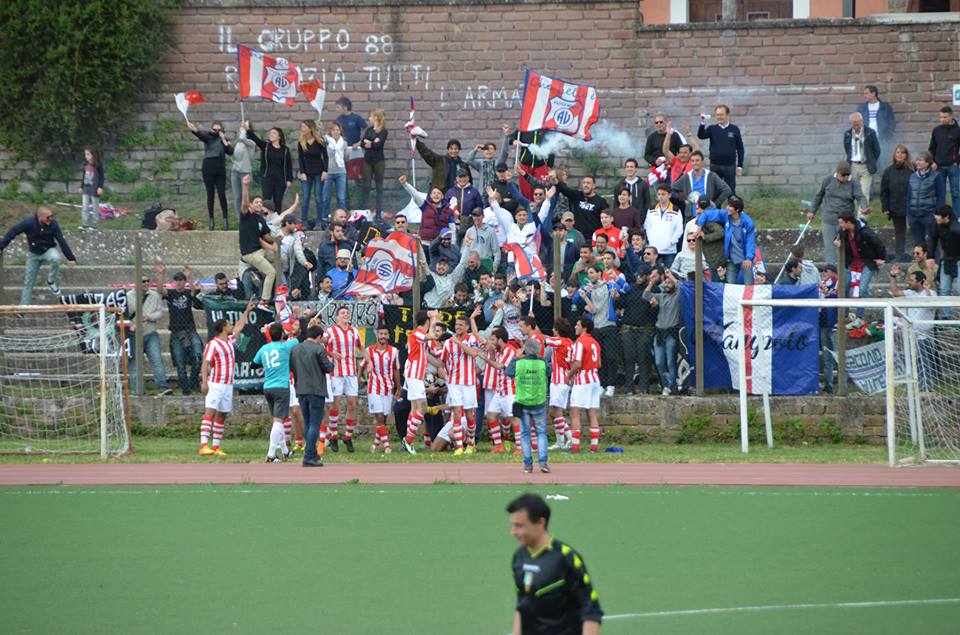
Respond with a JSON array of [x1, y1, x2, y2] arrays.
[[0, 0, 171, 161]]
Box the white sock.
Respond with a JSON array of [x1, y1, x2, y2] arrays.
[[268, 421, 284, 458]]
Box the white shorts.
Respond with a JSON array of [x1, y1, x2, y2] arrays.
[[325, 375, 333, 400], [289, 384, 300, 408], [329, 375, 359, 397], [447, 384, 478, 410], [487, 393, 515, 417], [205, 382, 233, 413], [367, 393, 394, 415], [437, 416, 464, 443], [569, 382, 602, 410], [405, 377, 426, 401], [549, 383, 571, 409]]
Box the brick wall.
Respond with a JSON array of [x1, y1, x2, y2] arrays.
[[2, 2, 958, 198]]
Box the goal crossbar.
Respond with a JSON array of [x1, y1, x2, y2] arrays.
[[735, 296, 960, 467]]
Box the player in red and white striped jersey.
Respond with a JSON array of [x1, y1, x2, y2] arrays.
[[402, 310, 443, 454], [442, 316, 481, 454], [322, 306, 362, 452], [198, 300, 255, 456], [566, 317, 603, 453], [475, 327, 518, 454], [544, 317, 575, 450], [361, 326, 400, 454]]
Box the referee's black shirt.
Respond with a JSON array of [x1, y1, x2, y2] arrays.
[[512, 538, 603, 634]]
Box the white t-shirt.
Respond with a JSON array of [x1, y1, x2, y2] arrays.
[[902, 289, 936, 335], [867, 102, 880, 134]]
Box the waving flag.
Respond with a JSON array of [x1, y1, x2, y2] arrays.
[[504, 242, 546, 281], [680, 282, 820, 395], [301, 80, 325, 118], [344, 231, 418, 297], [237, 44, 301, 106], [174, 91, 204, 121], [272, 285, 298, 333], [518, 70, 600, 141]]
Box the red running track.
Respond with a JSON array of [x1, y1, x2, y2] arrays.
[[0, 463, 958, 487]]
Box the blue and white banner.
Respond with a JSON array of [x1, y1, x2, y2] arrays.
[[680, 282, 821, 395]]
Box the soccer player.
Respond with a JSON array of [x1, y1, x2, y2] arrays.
[[323, 306, 362, 452], [198, 299, 256, 456], [544, 317, 575, 450], [253, 322, 300, 462], [507, 493, 603, 635], [477, 326, 519, 454], [566, 317, 602, 453], [442, 316, 482, 455], [362, 326, 401, 454], [402, 310, 443, 454]]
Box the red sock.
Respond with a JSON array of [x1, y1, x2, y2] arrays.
[[466, 417, 476, 446], [571, 429, 582, 452], [375, 424, 392, 451], [405, 411, 423, 443], [488, 419, 503, 446], [328, 409, 339, 440], [319, 424, 328, 442], [294, 435, 304, 447], [589, 425, 600, 452], [553, 417, 567, 440], [283, 418, 292, 443], [345, 419, 356, 441], [513, 420, 522, 446], [453, 417, 464, 449], [200, 417, 212, 446], [531, 430, 539, 453], [211, 418, 225, 449]]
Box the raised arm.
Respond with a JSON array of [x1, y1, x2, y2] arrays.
[[233, 299, 257, 336], [399, 175, 426, 206]]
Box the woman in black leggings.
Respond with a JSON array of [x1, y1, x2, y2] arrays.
[[187, 120, 233, 229], [246, 122, 293, 212], [360, 108, 388, 218]]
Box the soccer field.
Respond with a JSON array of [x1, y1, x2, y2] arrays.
[[1, 484, 958, 634]]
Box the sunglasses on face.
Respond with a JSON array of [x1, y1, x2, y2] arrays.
[[533, 192, 545, 197], [563, 218, 574, 223], [686, 239, 696, 243], [396, 220, 407, 225]]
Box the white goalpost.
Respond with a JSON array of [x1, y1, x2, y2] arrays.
[[736, 296, 960, 467], [0, 304, 130, 457]]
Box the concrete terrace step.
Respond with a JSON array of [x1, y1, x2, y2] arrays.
[[3, 265, 244, 287]]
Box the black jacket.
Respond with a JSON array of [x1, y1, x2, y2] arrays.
[[843, 127, 882, 174], [929, 120, 960, 167], [857, 100, 896, 141], [880, 162, 911, 217], [643, 130, 683, 168], [935, 219, 960, 260], [247, 129, 293, 183], [297, 139, 329, 177], [0, 214, 76, 260], [839, 220, 886, 270]]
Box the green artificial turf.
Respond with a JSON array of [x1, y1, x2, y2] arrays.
[[1, 484, 957, 634]]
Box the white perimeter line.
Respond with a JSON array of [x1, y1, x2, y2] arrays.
[[604, 597, 960, 621]]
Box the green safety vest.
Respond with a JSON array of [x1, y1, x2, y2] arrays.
[[514, 358, 547, 406]]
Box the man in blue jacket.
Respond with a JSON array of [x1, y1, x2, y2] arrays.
[[0, 206, 77, 304], [696, 195, 756, 284]]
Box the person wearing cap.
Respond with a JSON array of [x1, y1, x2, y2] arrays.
[[464, 206, 500, 273], [423, 235, 472, 307], [326, 247, 358, 299], [446, 167, 483, 237], [429, 227, 460, 272], [414, 132, 471, 192], [806, 162, 870, 266], [490, 162, 531, 215], [154, 262, 204, 395], [505, 337, 550, 473], [555, 210, 587, 280]]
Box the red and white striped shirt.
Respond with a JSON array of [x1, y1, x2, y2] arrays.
[[324, 324, 361, 377], [496, 343, 519, 396], [571, 334, 601, 385], [203, 335, 236, 385], [480, 352, 498, 391], [543, 335, 573, 385], [404, 326, 429, 380], [365, 344, 399, 396], [443, 334, 479, 386]]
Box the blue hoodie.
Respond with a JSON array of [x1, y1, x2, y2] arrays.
[[697, 208, 756, 263]]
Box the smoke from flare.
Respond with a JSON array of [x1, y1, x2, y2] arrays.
[[526, 120, 638, 159]]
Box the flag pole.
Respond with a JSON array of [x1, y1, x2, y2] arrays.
[[514, 130, 521, 171], [240, 99, 245, 126]]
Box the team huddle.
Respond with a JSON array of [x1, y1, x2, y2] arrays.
[[196, 302, 605, 466]]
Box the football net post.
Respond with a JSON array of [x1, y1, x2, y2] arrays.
[[0, 305, 130, 457], [736, 296, 960, 467]]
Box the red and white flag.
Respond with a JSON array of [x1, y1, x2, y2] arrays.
[[237, 44, 301, 106], [344, 231, 418, 297], [174, 90, 204, 120], [301, 80, 325, 118], [518, 70, 600, 141]]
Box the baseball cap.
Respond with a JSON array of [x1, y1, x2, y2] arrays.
[[261, 200, 276, 212], [282, 214, 298, 225], [820, 263, 838, 274], [172, 272, 187, 281], [495, 162, 509, 172], [635, 263, 653, 277], [456, 167, 469, 177], [336, 249, 351, 259], [470, 207, 483, 217], [438, 227, 452, 239], [561, 211, 575, 222]]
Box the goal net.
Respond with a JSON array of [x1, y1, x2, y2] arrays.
[[892, 307, 960, 466], [0, 305, 130, 456]]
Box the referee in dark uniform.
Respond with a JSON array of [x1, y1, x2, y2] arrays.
[[507, 493, 603, 635]]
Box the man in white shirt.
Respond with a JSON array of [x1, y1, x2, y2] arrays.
[[889, 265, 937, 390], [643, 184, 684, 267]]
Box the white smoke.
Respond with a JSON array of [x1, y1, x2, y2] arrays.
[[526, 120, 640, 160]]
